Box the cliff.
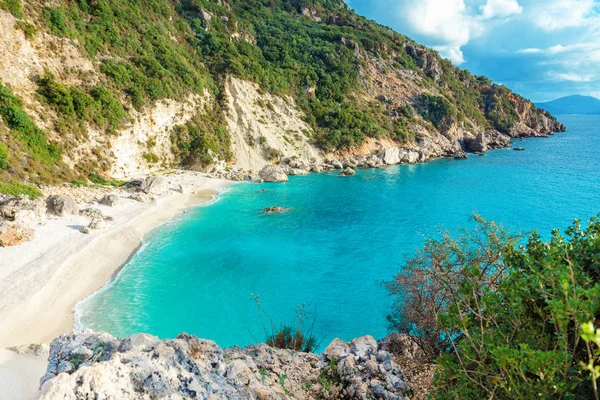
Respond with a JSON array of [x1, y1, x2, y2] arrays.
[[37, 331, 412, 399], [0, 0, 565, 187]]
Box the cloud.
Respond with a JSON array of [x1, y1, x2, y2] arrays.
[[394, 0, 522, 63], [535, 0, 596, 30], [480, 0, 523, 19], [548, 72, 596, 82], [517, 43, 600, 55]]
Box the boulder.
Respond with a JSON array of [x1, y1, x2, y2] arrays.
[[484, 129, 511, 149], [382, 147, 402, 165], [130, 192, 151, 203], [259, 165, 288, 182], [350, 335, 378, 360], [79, 208, 113, 221], [331, 160, 344, 170], [286, 157, 310, 170], [80, 219, 106, 234], [0, 196, 46, 225], [324, 338, 350, 361], [99, 194, 122, 207], [406, 151, 420, 164], [139, 176, 166, 195], [463, 132, 488, 153], [311, 164, 323, 173], [338, 167, 356, 176], [46, 195, 79, 217], [263, 206, 291, 214], [288, 168, 309, 176]]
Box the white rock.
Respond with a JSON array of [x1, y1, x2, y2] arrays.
[[259, 165, 288, 182], [382, 148, 401, 165]]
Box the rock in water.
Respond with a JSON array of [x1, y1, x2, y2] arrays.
[[40, 332, 411, 399], [46, 195, 79, 217], [259, 165, 289, 182], [263, 206, 291, 214], [382, 147, 401, 165], [338, 167, 356, 176], [514, 147, 525, 151], [463, 132, 488, 153]]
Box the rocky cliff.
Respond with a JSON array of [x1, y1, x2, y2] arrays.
[[0, 0, 565, 188], [38, 331, 411, 399]]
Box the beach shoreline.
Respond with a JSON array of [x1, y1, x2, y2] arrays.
[[0, 172, 229, 349]]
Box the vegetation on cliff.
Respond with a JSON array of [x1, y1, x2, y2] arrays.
[[386, 216, 600, 398], [0, 0, 563, 183]]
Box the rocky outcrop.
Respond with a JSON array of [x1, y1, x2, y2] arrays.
[[339, 167, 356, 176], [46, 195, 79, 217], [80, 218, 106, 234], [40, 332, 411, 399], [79, 207, 113, 221], [0, 220, 34, 247], [138, 176, 167, 195], [99, 194, 122, 207], [259, 164, 288, 182]]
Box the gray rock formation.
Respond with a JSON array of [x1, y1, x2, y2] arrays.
[[259, 165, 288, 182], [99, 194, 122, 207], [80, 219, 107, 234], [40, 332, 411, 399], [463, 132, 488, 153], [339, 167, 356, 176], [139, 176, 167, 195], [80, 208, 113, 221], [46, 195, 79, 217]]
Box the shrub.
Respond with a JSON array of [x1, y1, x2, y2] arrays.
[[416, 94, 455, 129], [0, 181, 43, 199], [15, 21, 37, 39], [1, 0, 23, 18], [251, 294, 321, 353], [386, 216, 600, 398], [43, 7, 68, 36], [0, 143, 8, 170]]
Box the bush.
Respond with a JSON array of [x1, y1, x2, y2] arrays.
[[386, 216, 600, 398], [15, 21, 37, 39], [0, 181, 43, 199], [43, 7, 68, 35], [0, 143, 8, 170], [1, 0, 23, 18], [416, 94, 455, 129]]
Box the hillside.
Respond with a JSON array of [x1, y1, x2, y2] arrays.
[[536, 95, 600, 115], [0, 0, 565, 187]]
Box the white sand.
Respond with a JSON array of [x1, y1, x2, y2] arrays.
[[0, 172, 229, 348], [0, 349, 47, 400]]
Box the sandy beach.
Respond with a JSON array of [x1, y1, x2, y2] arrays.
[[0, 172, 229, 349]]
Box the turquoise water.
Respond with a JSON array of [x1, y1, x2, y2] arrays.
[[78, 115, 600, 348]]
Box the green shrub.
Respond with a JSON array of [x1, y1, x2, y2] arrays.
[[43, 7, 68, 35], [0, 143, 8, 170], [416, 93, 455, 129], [386, 216, 600, 398], [1, 0, 23, 18], [0, 181, 43, 199], [15, 21, 37, 39]]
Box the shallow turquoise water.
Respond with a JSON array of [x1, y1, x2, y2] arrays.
[[78, 115, 600, 348]]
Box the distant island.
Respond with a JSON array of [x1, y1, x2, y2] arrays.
[[536, 95, 600, 115]]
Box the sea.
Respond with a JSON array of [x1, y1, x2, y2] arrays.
[[76, 115, 600, 349]]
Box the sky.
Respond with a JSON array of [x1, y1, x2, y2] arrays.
[[346, 0, 600, 102]]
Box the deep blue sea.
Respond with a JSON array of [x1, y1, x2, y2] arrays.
[[77, 115, 600, 349]]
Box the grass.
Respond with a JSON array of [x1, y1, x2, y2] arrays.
[[0, 181, 43, 199]]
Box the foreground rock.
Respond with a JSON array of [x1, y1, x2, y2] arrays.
[[259, 164, 289, 182], [0, 221, 34, 247], [40, 332, 411, 399]]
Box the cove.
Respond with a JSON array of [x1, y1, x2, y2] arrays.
[[77, 115, 600, 349]]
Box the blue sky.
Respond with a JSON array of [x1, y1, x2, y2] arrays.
[[346, 0, 600, 102]]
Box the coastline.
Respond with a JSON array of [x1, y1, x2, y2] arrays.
[[0, 172, 229, 348]]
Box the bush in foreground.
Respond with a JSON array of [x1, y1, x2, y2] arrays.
[[386, 215, 600, 399]]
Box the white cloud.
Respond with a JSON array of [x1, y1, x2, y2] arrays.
[[548, 72, 596, 82], [535, 0, 596, 31], [394, 0, 523, 64], [480, 0, 523, 20], [517, 42, 600, 56]]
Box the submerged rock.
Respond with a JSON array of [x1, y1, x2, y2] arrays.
[[263, 206, 291, 214], [40, 332, 411, 399], [514, 147, 525, 151]]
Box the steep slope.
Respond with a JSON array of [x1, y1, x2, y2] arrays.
[[537, 95, 600, 115], [0, 0, 565, 187]]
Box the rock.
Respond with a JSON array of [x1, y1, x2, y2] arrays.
[[350, 335, 378, 360], [130, 192, 151, 203], [463, 132, 488, 153], [288, 168, 309, 176], [259, 165, 288, 182], [331, 160, 344, 170], [139, 176, 166, 195], [80, 219, 106, 234], [99, 194, 122, 207], [8, 343, 50, 358], [263, 206, 291, 214], [514, 147, 525, 151], [485, 129, 511, 149], [382, 147, 402, 165], [324, 338, 351, 361], [311, 164, 323, 173], [79, 208, 113, 221], [406, 151, 420, 164], [0, 196, 46, 225], [46, 195, 79, 217], [338, 167, 356, 176], [40, 332, 411, 400], [286, 157, 310, 170], [0, 221, 34, 247]]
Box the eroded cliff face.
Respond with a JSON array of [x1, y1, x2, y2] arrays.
[[224, 77, 322, 172], [39, 331, 411, 399]]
